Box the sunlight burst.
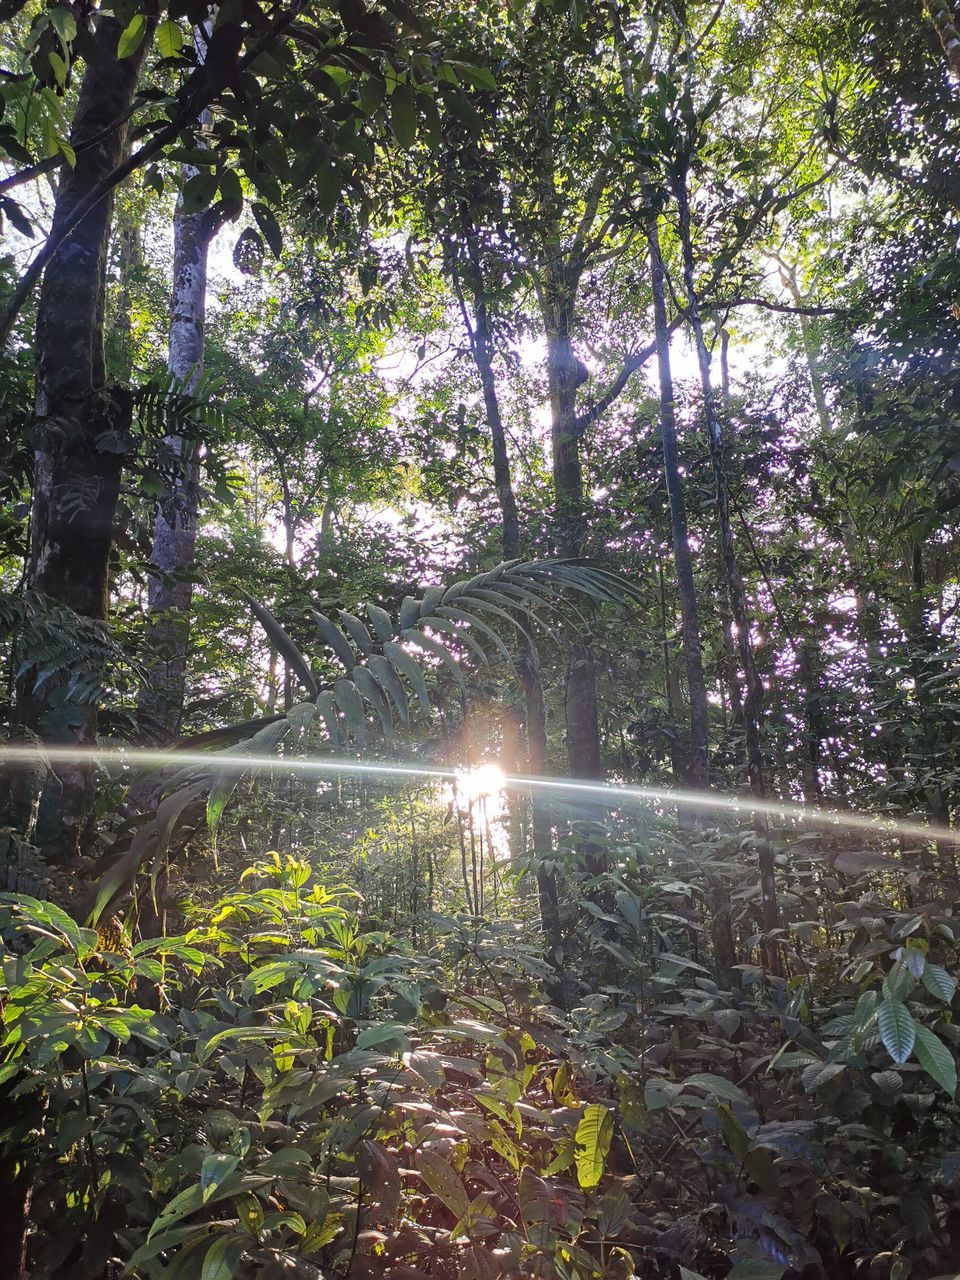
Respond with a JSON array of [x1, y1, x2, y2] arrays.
[[451, 762, 506, 806]]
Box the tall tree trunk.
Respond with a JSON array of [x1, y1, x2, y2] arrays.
[[539, 277, 608, 889], [458, 251, 563, 981], [138, 109, 214, 744], [657, 553, 688, 785], [14, 15, 152, 864], [465, 258, 521, 558], [542, 287, 603, 779], [648, 216, 709, 792], [650, 219, 736, 976], [674, 169, 783, 974]]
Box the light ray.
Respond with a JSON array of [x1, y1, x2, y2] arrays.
[[0, 744, 955, 846]]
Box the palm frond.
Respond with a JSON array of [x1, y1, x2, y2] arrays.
[[90, 559, 639, 920]]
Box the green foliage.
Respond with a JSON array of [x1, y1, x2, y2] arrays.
[[8, 835, 960, 1278], [0, 591, 142, 734]]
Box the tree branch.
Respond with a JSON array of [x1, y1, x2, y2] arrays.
[[573, 332, 671, 437], [0, 104, 147, 197], [719, 295, 841, 316], [0, 0, 307, 347]]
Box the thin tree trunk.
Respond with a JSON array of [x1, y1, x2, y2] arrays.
[[138, 102, 214, 744], [657, 553, 687, 785], [650, 221, 736, 976], [536, 260, 607, 892], [13, 15, 152, 864], [648, 215, 709, 792], [465, 250, 521, 556], [457, 249, 564, 981], [796, 638, 824, 802], [674, 169, 783, 974]]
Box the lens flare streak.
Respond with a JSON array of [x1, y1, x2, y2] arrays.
[[0, 744, 955, 846]]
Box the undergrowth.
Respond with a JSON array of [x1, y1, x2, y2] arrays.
[[3, 847, 960, 1279]]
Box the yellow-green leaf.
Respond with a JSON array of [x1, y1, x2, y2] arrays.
[[157, 18, 183, 58], [574, 1103, 613, 1189], [117, 13, 146, 59]]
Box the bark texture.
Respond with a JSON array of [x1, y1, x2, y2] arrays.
[[18, 16, 151, 862], [926, 0, 960, 79], [138, 171, 213, 743], [650, 219, 736, 978], [541, 279, 603, 783]]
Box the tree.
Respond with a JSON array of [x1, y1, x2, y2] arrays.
[[12, 14, 153, 862], [138, 29, 219, 746], [3, 2, 495, 860]]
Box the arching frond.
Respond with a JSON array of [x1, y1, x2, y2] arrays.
[[91, 559, 640, 920]]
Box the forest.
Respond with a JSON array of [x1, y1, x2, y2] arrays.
[[2, 0, 960, 1277]]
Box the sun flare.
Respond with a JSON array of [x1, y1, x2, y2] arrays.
[[451, 762, 507, 805]]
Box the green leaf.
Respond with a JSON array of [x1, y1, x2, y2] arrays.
[[366, 604, 396, 644], [157, 18, 184, 58], [48, 51, 67, 88], [117, 13, 146, 58], [682, 1073, 748, 1104], [243, 593, 317, 699], [448, 60, 497, 90], [877, 998, 915, 1066], [252, 203, 283, 257], [202, 1153, 241, 1203], [383, 641, 430, 710], [148, 1174, 269, 1239], [0, 196, 34, 238], [391, 84, 417, 146], [337, 611, 373, 657], [355, 1022, 410, 1052], [334, 678, 366, 746], [236, 1192, 264, 1236], [366, 654, 410, 725], [800, 1060, 846, 1092], [218, 168, 242, 206], [356, 1140, 401, 1219], [399, 594, 420, 631], [49, 7, 77, 46], [198, 1026, 285, 1062], [414, 615, 488, 667], [435, 605, 516, 669], [128, 1225, 207, 1268], [416, 1149, 470, 1218], [717, 1102, 751, 1162], [922, 964, 957, 1005], [201, 1234, 245, 1280], [181, 170, 220, 215], [914, 1024, 957, 1096], [309, 610, 357, 671], [351, 666, 395, 747], [313, 690, 342, 747], [574, 1103, 613, 1189], [57, 135, 76, 168], [401, 628, 467, 695]]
